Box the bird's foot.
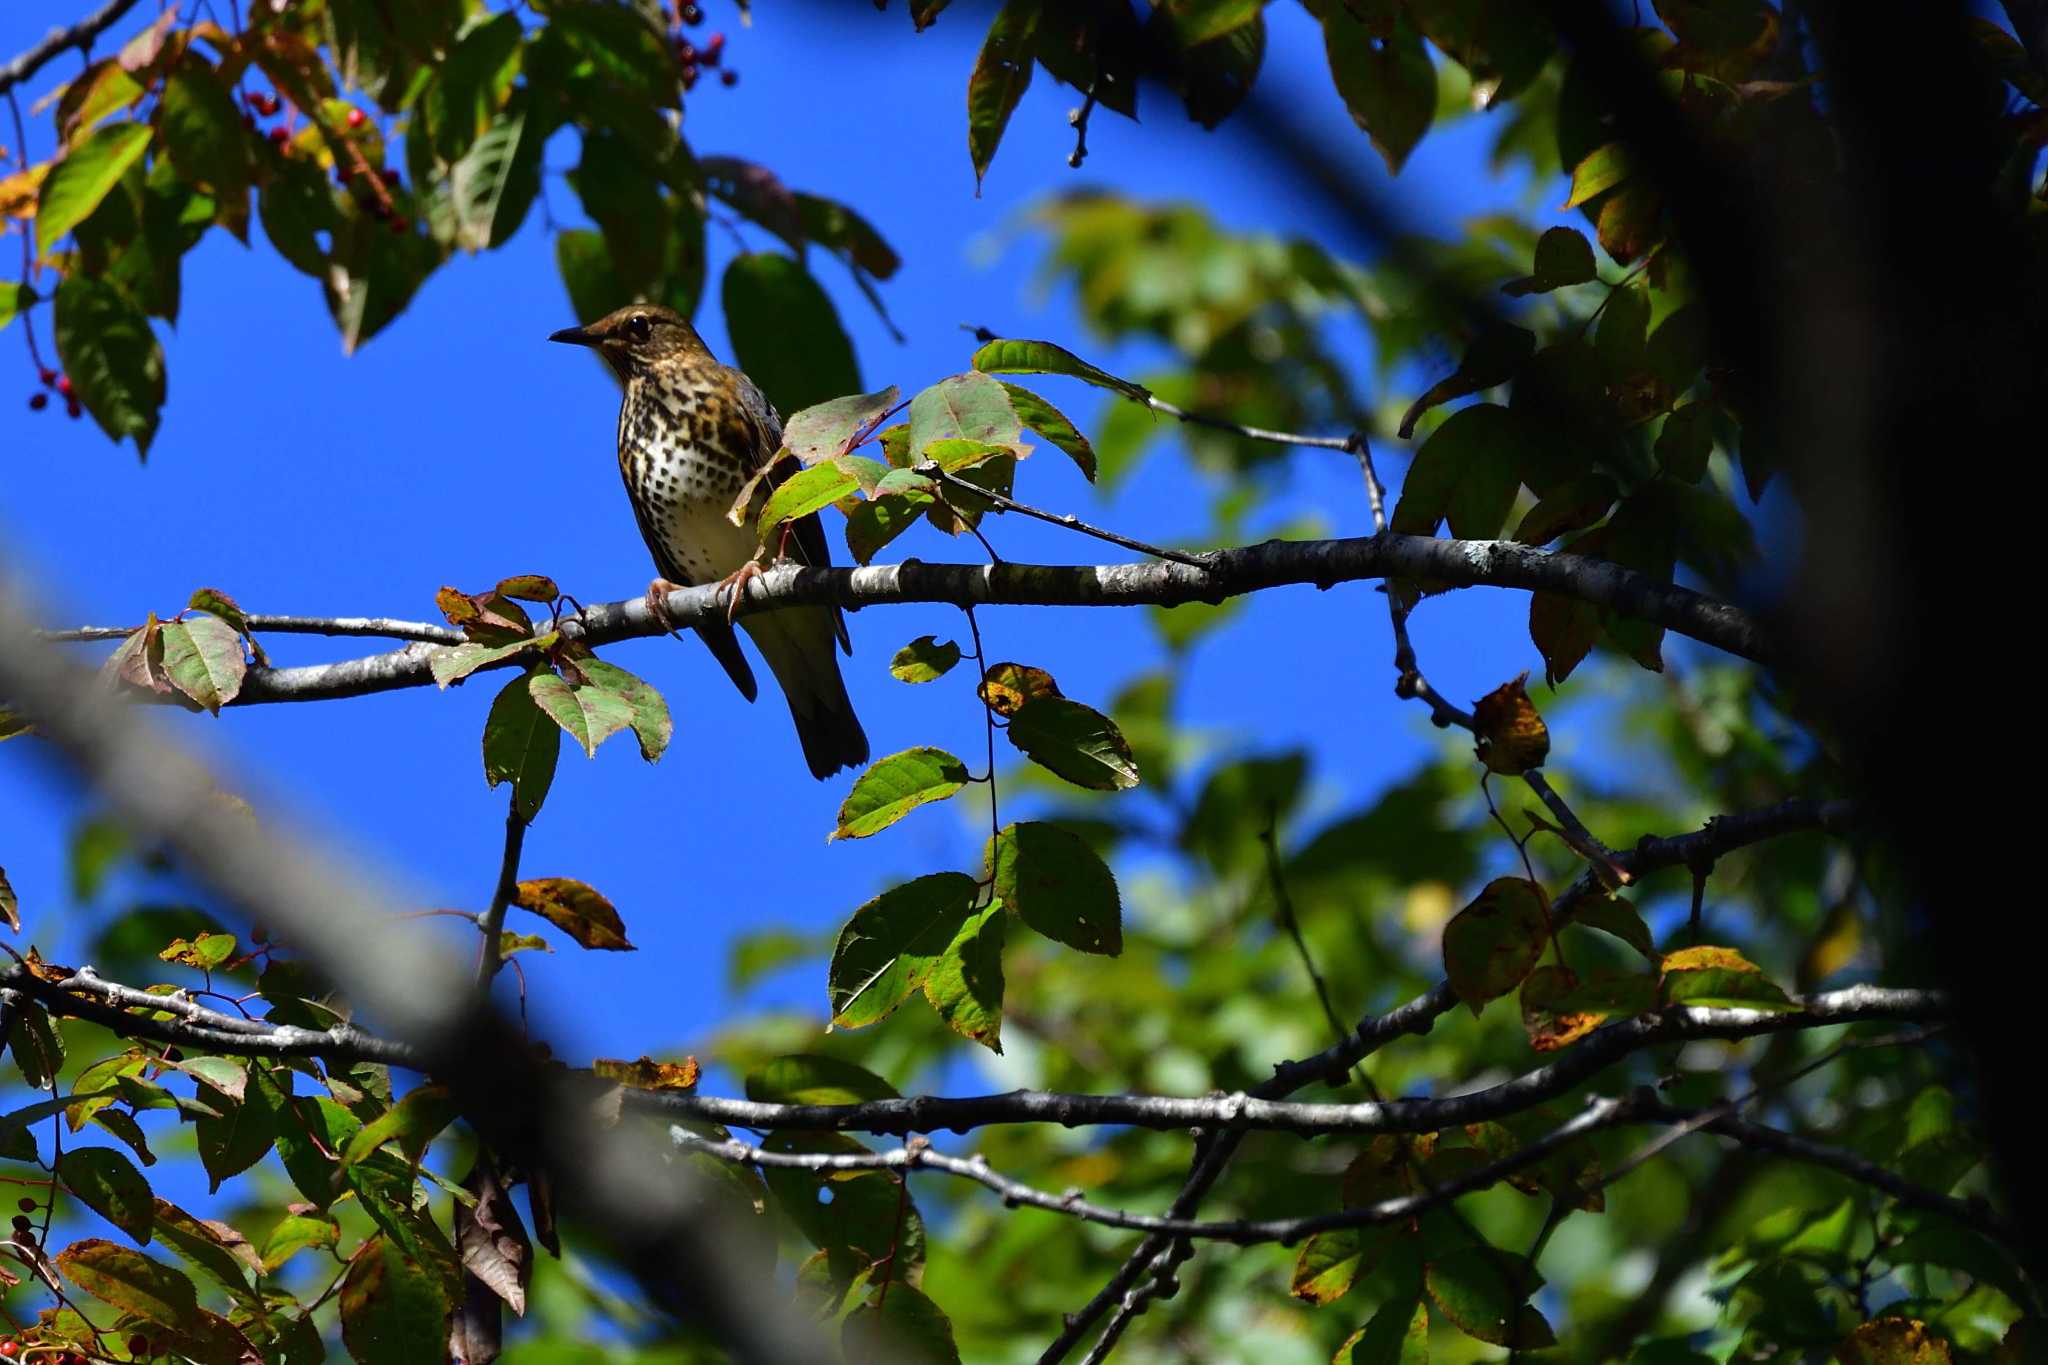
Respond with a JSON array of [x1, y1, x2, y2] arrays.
[[715, 560, 768, 625], [645, 578, 690, 638]]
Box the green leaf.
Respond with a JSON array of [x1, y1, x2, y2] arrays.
[[1325, 14, 1436, 174], [758, 462, 860, 536], [420, 12, 523, 164], [0, 281, 27, 332], [570, 126, 669, 295], [157, 614, 247, 713], [746, 1055, 899, 1106], [907, 372, 1025, 461], [989, 821, 1122, 955], [924, 899, 1005, 1052], [450, 89, 544, 251], [158, 59, 250, 199], [1563, 141, 1631, 208], [1503, 225, 1598, 296], [340, 1233, 455, 1365], [796, 191, 901, 279], [833, 747, 973, 841], [1512, 472, 1616, 546], [514, 877, 634, 950], [260, 155, 343, 278], [845, 490, 934, 564], [1337, 1298, 1430, 1364], [159, 932, 240, 972], [1424, 1249, 1551, 1347], [150, 1200, 262, 1305], [36, 120, 153, 257], [527, 670, 635, 758], [260, 1211, 340, 1272], [1291, 1227, 1393, 1306], [1154, 2, 1265, 127], [554, 227, 625, 324], [1006, 697, 1140, 791], [890, 636, 962, 683], [828, 872, 979, 1029], [483, 668, 561, 821], [56, 1239, 199, 1330], [53, 274, 165, 457], [58, 1147, 155, 1244], [195, 1067, 286, 1191], [7, 1000, 65, 1090], [339, 1085, 459, 1171], [273, 1097, 357, 1208], [967, 0, 1042, 192], [1391, 403, 1525, 540], [1442, 877, 1548, 1015], [1397, 327, 1535, 439], [998, 382, 1097, 481], [1572, 893, 1657, 960], [1662, 966, 1798, 1011], [781, 386, 903, 465], [430, 632, 553, 688], [1655, 401, 1716, 482], [971, 337, 1151, 402], [844, 1280, 961, 1364], [574, 658, 672, 761], [723, 252, 861, 418]]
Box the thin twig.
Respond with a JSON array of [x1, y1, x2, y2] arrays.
[[0, 0, 146, 96], [920, 464, 1212, 567], [476, 792, 529, 990]]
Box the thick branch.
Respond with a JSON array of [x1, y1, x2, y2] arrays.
[[0, 0, 146, 95], [36, 536, 1766, 706]]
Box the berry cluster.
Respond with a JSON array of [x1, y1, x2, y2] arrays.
[[672, 3, 739, 93], [25, 366, 80, 418], [242, 88, 410, 234]]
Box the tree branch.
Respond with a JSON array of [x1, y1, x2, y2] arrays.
[[0, 0, 145, 96], [38, 536, 1765, 707], [40, 614, 465, 645]]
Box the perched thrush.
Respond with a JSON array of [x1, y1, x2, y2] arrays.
[[548, 304, 868, 779]]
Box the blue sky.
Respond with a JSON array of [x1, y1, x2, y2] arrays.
[[1, 2, 1582, 1081]]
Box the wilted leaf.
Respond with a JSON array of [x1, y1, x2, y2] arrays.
[[159, 931, 237, 971], [1471, 673, 1549, 774], [1519, 964, 1605, 1051], [1443, 877, 1549, 1015], [515, 877, 633, 950], [1837, 1317, 1954, 1365], [989, 821, 1121, 955], [833, 748, 973, 840], [593, 1056, 700, 1091], [978, 662, 1061, 716]]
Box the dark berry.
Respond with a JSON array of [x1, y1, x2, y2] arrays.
[[15, 1199, 32, 1213], [381, 167, 401, 186], [55, 374, 72, 397], [336, 167, 353, 185], [721, 69, 737, 87], [390, 216, 410, 235], [251, 92, 280, 116], [28, 393, 47, 411], [677, 40, 696, 62], [366, 199, 390, 220], [38, 368, 55, 385], [702, 32, 725, 64], [10, 1215, 29, 1230], [346, 107, 366, 129], [241, 112, 256, 130], [267, 126, 290, 145], [129, 1336, 148, 1357], [682, 3, 703, 22], [66, 398, 82, 420], [682, 63, 700, 90]]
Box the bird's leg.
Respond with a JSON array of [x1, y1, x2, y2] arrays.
[[645, 578, 691, 639]]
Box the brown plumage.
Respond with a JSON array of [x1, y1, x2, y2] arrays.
[[548, 304, 868, 779]]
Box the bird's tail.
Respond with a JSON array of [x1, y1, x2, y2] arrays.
[[741, 608, 869, 780]]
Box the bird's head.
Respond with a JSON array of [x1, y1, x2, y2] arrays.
[[548, 304, 712, 379]]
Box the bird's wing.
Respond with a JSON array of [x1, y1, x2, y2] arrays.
[[733, 372, 852, 655], [620, 464, 759, 703]]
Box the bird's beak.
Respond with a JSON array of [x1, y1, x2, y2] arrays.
[[548, 325, 597, 347]]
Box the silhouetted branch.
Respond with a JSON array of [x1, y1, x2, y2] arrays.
[[0, 0, 145, 96]]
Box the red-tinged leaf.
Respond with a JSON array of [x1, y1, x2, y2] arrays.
[[260, 1211, 340, 1272], [1514, 472, 1616, 546], [483, 668, 561, 821], [1291, 1227, 1396, 1305], [1443, 877, 1549, 1015], [1471, 673, 1549, 774], [514, 877, 634, 950], [150, 1200, 264, 1303], [1006, 697, 1140, 791], [989, 820, 1122, 955], [341, 1233, 455, 1365], [924, 899, 1005, 1052], [781, 386, 903, 465], [0, 866, 18, 932], [493, 574, 558, 603], [1596, 182, 1663, 265], [967, 1, 1041, 192], [592, 1056, 700, 1092], [1519, 964, 1605, 1051], [829, 872, 979, 1029], [527, 670, 634, 758], [56, 1238, 199, 1329], [907, 372, 1026, 463], [1424, 1248, 1552, 1347], [339, 1085, 459, 1171], [970, 337, 1151, 402], [977, 662, 1061, 716], [57, 1148, 154, 1244], [833, 748, 972, 840]]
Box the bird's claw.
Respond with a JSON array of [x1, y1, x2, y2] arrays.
[[645, 578, 688, 638], [716, 560, 768, 625]]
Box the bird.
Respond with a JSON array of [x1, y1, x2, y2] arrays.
[[548, 304, 868, 780]]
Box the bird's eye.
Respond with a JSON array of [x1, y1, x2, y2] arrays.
[[626, 314, 651, 341]]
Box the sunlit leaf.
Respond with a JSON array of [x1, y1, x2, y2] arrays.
[[967, 1, 1041, 192], [1007, 696, 1140, 791], [833, 747, 973, 840], [514, 877, 634, 950], [35, 120, 151, 257], [828, 872, 978, 1029], [924, 899, 1005, 1052]]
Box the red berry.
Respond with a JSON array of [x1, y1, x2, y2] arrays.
[[703, 32, 725, 64], [346, 107, 366, 129], [55, 374, 72, 397], [268, 126, 289, 145], [241, 112, 256, 130], [37, 368, 54, 385], [28, 394, 47, 410], [677, 41, 696, 62], [66, 398, 81, 419], [682, 63, 700, 90], [1, 1340, 18, 1357], [721, 69, 737, 87], [682, 3, 703, 22], [251, 92, 280, 116]]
